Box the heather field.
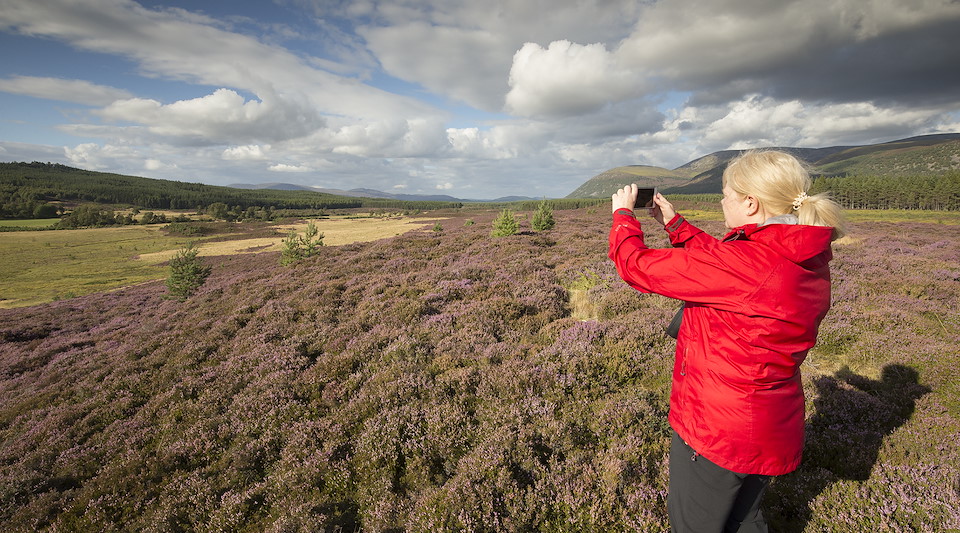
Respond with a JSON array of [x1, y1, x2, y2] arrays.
[[1, 207, 958, 532]]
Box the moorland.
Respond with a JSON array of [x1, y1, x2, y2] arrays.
[[1, 196, 959, 531], [1, 153, 960, 531]]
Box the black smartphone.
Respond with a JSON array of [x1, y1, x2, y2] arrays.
[[634, 187, 657, 209]]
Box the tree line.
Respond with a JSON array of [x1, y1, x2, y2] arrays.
[[0, 162, 462, 219], [810, 172, 960, 210]]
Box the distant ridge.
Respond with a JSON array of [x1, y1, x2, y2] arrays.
[[230, 183, 535, 203], [567, 133, 960, 198]]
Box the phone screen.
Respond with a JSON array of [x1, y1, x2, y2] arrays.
[[634, 188, 656, 209]]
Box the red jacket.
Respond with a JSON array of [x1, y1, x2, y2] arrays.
[[609, 211, 834, 475]]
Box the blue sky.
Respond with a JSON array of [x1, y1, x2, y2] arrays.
[[2, 0, 959, 199]]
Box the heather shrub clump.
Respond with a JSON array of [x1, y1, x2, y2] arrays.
[[1, 210, 959, 531]]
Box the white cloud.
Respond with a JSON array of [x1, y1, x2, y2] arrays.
[[269, 163, 312, 172], [505, 41, 642, 118], [95, 89, 324, 145], [222, 144, 270, 160], [698, 95, 942, 152], [0, 76, 133, 106], [63, 143, 141, 169]]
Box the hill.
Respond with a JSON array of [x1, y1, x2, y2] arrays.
[[0, 162, 462, 219], [567, 133, 960, 198], [231, 183, 536, 203], [565, 165, 693, 198]]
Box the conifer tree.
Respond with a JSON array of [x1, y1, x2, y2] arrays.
[[166, 243, 211, 301], [280, 222, 325, 265], [491, 208, 519, 237], [531, 199, 555, 231]]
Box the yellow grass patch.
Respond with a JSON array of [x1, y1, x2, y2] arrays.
[[0, 215, 444, 308], [568, 288, 599, 321], [136, 216, 444, 264], [833, 235, 864, 246]]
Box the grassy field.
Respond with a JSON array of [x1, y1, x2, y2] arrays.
[[1, 207, 956, 309], [0, 225, 191, 308], [0, 214, 442, 308], [0, 218, 59, 229]]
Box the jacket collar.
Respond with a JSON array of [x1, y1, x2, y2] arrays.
[[723, 219, 834, 265]]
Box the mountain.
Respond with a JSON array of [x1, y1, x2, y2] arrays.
[[567, 133, 960, 198]]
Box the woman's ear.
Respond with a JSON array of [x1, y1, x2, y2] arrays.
[[745, 195, 761, 216]]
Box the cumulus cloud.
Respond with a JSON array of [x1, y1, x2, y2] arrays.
[[355, 0, 641, 112], [63, 143, 142, 170], [96, 89, 324, 145], [695, 95, 943, 153], [269, 163, 312, 172], [505, 41, 642, 118], [222, 144, 270, 161]]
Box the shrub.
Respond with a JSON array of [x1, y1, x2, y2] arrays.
[[491, 209, 519, 237], [166, 243, 212, 301]]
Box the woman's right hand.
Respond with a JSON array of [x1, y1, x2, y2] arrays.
[[651, 192, 676, 226]]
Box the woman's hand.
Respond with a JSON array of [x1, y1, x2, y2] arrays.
[[612, 184, 638, 214], [651, 192, 676, 226]]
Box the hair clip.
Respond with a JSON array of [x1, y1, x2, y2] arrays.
[[792, 192, 809, 210]]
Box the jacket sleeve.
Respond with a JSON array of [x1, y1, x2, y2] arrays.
[[665, 214, 717, 249], [609, 212, 777, 313]]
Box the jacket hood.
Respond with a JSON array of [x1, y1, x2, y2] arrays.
[[726, 222, 834, 265]]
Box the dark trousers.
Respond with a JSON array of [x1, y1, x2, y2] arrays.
[[668, 431, 771, 533]]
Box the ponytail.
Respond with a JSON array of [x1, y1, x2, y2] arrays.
[[795, 191, 846, 240]]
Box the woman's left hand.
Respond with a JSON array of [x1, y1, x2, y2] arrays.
[[612, 184, 638, 214]]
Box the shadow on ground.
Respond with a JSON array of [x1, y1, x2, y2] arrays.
[[765, 364, 931, 532]]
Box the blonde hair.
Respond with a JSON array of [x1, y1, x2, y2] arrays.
[[723, 150, 846, 240]]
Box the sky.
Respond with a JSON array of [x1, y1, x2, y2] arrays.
[[2, 0, 960, 200]]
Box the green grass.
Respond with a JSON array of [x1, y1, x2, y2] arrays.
[[0, 218, 59, 229], [0, 225, 194, 308]]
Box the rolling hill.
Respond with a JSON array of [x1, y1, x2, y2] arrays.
[[567, 133, 960, 198]]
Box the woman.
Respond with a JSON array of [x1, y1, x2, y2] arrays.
[[609, 150, 845, 532]]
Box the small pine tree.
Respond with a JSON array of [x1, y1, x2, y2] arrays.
[[280, 222, 325, 266], [491, 209, 519, 237], [531, 199, 555, 231], [166, 243, 211, 301]]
